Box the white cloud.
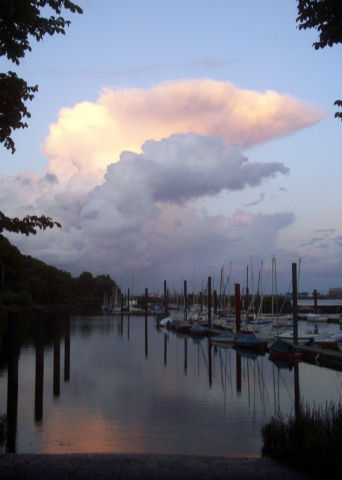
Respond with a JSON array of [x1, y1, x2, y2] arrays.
[[2, 79, 333, 291]]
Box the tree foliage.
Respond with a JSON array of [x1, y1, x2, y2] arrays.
[[0, 1, 82, 153], [0, 234, 117, 308], [0, 1, 82, 235], [0, 211, 61, 236], [297, 0, 342, 120]]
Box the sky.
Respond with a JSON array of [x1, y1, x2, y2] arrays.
[[1, 0, 342, 295]]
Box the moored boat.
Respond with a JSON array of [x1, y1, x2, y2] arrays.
[[211, 333, 235, 344], [233, 333, 267, 354], [269, 338, 302, 361]]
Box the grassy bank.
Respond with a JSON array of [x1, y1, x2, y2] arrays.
[[262, 402, 342, 479]]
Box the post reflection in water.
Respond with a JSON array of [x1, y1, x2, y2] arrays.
[[7, 312, 19, 453], [35, 312, 44, 423], [294, 362, 301, 418], [64, 316, 70, 382], [236, 351, 242, 394], [3, 314, 342, 456], [164, 333, 168, 366], [53, 313, 61, 397], [184, 338, 188, 374], [208, 338, 212, 387], [144, 315, 148, 358]]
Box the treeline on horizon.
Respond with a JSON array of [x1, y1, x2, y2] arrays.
[[0, 234, 117, 310]]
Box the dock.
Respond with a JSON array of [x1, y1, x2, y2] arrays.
[[295, 345, 342, 371]]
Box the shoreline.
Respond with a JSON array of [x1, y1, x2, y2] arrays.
[[0, 453, 312, 479]]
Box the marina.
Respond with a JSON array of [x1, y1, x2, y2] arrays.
[[1, 311, 342, 456]]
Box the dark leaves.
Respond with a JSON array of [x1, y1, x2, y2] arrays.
[[0, 211, 62, 235], [0, 0, 82, 152]]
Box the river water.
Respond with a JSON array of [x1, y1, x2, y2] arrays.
[[1, 314, 342, 455]]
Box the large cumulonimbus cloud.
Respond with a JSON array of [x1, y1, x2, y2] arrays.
[[4, 133, 293, 288], [43, 79, 323, 188], [1, 79, 327, 289]]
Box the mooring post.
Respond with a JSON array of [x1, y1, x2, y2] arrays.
[[208, 276, 212, 327], [292, 263, 298, 346], [145, 288, 148, 316], [213, 290, 218, 315], [164, 280, 167, 315], [235, 283, 241, 333], [184, 280, 187, 322], [127, 288, 130, 313], [313, 289, 318, 314]]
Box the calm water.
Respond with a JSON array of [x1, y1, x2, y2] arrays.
[[1, 314, 342, 455]]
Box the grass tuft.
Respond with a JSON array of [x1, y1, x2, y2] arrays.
[[262, 402, 342, 479]]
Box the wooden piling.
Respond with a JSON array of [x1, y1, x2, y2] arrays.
[[235, 283, 241, 334], [213, 290, 218, 314], [164, 280, 167, 316], [145, 288, 148, 316], [292, 263, 298, 346], [127, 288, 130, 313], [313, 289, 318, 314], [184, 280, 187, 322], [208, 276, 212, 327]]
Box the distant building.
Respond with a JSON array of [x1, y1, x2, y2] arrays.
[[328, 288, 342, 298]]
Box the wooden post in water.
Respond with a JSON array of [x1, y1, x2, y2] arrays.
[[127, 288, 130, 313], [292, 263, 298, 346], [235, 283, 241, 334], [145, 288, 148, 316], [184, 280, 187, 322], [208, 276, 212, 327], [164, 280, 167, 316], [313, 289, 318, 314], [246, 265, 249, 308], [213, 290, 218, 315]]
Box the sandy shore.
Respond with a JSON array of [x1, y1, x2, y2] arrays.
[[0, 454, 312, 479]]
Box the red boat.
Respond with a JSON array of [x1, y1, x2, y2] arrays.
[[269, 338, 302, 361]]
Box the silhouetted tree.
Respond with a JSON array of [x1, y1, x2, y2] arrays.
[[0, 0, 83, 152], [297, 0, 342, 120], [0, 1, 82, 234]]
